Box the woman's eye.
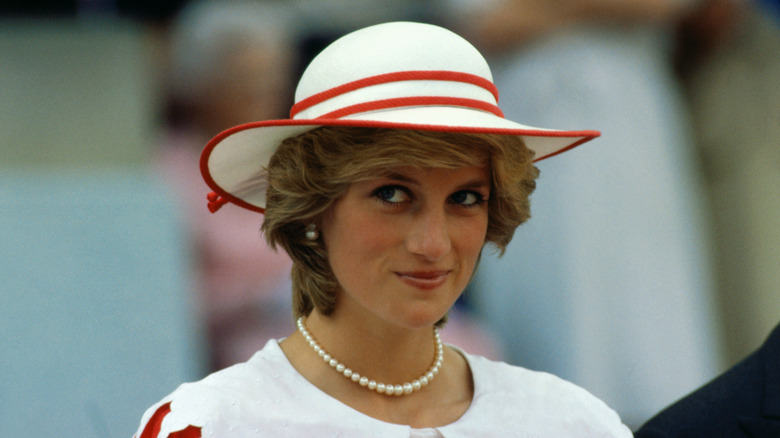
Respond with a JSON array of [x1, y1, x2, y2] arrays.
[[451, 191, 484, 206], [375, 186, 409, 204]]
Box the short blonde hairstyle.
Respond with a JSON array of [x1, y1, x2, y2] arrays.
[[261, 127, 538, 319]]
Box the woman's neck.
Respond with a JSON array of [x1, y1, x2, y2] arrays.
[[302, 310, 438, 385], [279, 310, 474, 428]]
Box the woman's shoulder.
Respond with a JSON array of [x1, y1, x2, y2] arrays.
[[459, 351, 633, 436], [465, 352, 590, 397], [133, 340, 289, 438]]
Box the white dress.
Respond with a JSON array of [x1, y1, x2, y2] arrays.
[[134, 340, 632, 437]]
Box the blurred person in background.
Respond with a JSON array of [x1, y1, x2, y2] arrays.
[[157, 0, 296, 371], [439, 0, 724, 428], [636, 0, 780, 432], [672, 0, 780, 365], [632, 3, 780, 434]]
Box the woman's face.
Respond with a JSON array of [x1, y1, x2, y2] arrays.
[[321, 165, 490, 330]]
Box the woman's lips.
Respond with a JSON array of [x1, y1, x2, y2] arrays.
[[395, 270, 450, 290]]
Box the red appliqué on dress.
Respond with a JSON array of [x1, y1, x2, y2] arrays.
[[136, 402, 201, 438]]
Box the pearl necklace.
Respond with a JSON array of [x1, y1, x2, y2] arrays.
[[296, 317, 444, 396]]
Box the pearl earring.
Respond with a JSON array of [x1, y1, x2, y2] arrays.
[[305, 224, 319, 241]]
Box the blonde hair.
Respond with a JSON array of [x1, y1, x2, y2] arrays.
[[261, 127, 538, 319]]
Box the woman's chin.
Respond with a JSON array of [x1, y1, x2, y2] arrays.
[[389, 307, 450, 331]]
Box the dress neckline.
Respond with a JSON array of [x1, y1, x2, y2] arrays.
[[265, 339, 479, 431]]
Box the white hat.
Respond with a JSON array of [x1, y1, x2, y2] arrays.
[[201, 21, 599, 213]]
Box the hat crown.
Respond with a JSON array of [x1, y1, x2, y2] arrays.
[[292, 22, 497, 120]]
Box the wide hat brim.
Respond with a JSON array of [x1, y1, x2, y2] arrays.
[[202, 110, 598, 213], [200, 22, 600, 213]]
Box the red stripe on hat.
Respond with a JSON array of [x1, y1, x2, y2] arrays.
[[290, 70, 499, 118], [316, 96, 504, 119]]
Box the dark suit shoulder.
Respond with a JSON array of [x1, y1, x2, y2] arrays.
[[635, 323, 780, 438]]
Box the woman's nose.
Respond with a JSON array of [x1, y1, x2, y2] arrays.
[[405, 209, 451, 261]]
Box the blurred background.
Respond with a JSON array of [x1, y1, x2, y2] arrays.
[[1, 0, 778, 435]]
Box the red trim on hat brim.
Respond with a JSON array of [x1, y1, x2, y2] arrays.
[[200, 118, 600, 214]]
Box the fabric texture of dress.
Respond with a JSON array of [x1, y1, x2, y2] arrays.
[[134, 340, 632, 437]]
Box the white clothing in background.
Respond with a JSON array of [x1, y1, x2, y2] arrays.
[[471, 25, 722, 427]]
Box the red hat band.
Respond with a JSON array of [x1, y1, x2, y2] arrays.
[[290, 70, 503, 120]]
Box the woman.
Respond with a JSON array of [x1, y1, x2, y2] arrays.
[[134, 21, 632, 437]]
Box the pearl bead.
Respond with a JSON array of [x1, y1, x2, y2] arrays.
[[296, 317, 443, 398]]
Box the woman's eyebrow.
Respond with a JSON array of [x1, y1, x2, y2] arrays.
[[377, 172, 490, 191], [457, 179, 491, 191], [381, 171, 419, 185]]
